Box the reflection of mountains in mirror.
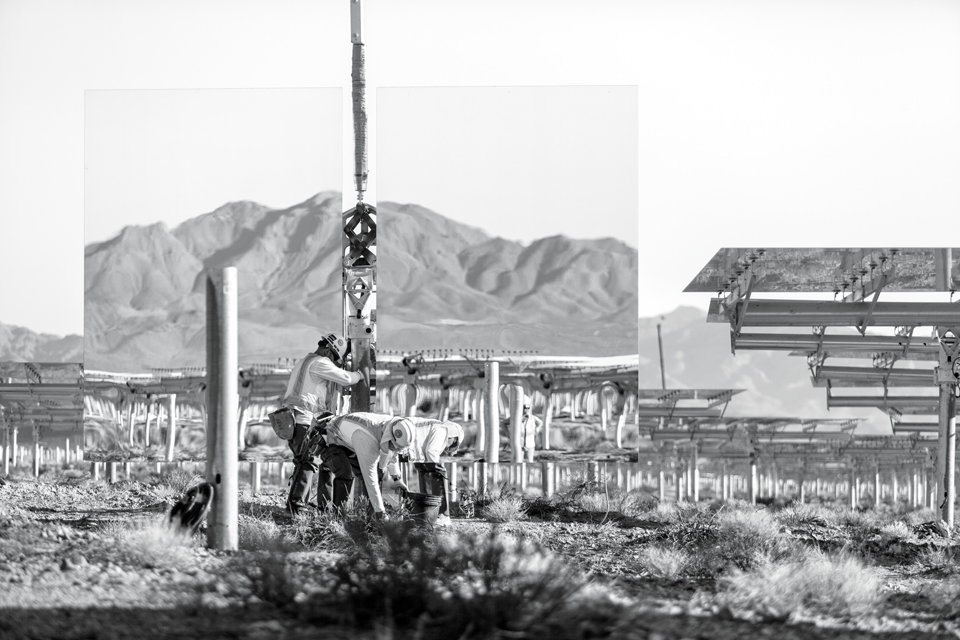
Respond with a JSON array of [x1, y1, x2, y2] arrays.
[[0, 323, 83, 362], [84, 192, 639, 372]]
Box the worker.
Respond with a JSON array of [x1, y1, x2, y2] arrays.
[[519, 401, 542, 463], [400, 417, 465, 526], [310, 412, 416, 518], [271, 333, 365, 515]]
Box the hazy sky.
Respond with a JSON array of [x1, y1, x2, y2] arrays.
[[2, 0, 960, 337], [378, 86, 638, 247], [85, 89, 342, 243]]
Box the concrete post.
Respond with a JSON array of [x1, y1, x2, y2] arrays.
[[206, 267, 239, 551]]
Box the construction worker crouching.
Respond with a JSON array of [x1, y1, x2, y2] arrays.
[[398, 417, 465, 527], [311, 412, 416, 519], [269, 333, 365, 515]]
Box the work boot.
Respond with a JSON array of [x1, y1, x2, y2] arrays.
[[287, 464, 316, 515]]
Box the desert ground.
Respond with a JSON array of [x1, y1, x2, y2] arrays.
[[3, 434, 960, 640]]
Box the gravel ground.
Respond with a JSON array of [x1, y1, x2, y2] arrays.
[[2, 474, 959, 640]]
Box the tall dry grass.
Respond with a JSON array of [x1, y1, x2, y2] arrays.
[[713, 550, 884, 620]]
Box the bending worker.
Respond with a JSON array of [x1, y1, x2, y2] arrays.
[[272, 333, 365, 515], [400, 417, 464, 527], [311, 412, 416, 517]]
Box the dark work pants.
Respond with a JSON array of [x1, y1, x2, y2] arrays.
[[286, 422, 319, 514], [414, 462, 449, 517]]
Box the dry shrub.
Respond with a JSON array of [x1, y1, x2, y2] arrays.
[[94, 518, 199, 570], [775, 503, 835, 528], [879, 521, 916, 544], [159, 467, 204, 495], [238, 514, 297, 552], [303, 522, 617, 639], [647, 501, 682, 524], [637, 545, 688, 581], [715, 550, 884, 620], [482, 495, 528, 523], [903, 508, 939, 526]]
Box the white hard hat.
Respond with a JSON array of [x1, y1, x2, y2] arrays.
[[319, 333, 349, 362], [390, 417, 416, 450]]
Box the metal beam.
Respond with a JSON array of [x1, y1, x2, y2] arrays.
[[826, 395, 944, 410], [708, 298, 960, 327], [735, 331, 940, 352], [811, 366, 935, 388]]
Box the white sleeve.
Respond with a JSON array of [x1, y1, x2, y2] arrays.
[[420, 424, 449, 464], [379, 451, 401, 478], [350, 429, 386, 513], [310, 357, 363, 386]]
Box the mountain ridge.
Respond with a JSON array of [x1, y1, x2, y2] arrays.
[[83, 192, 639, 371]]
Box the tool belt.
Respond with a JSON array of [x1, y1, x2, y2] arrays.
[[303, 412, 336, 458], [268, 407, 297, 440]]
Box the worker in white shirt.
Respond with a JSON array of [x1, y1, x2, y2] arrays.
[[398, 417, 465, 526], [519, 401, 542, 463], [311, 412, 416, 517], [272, 333, 365, 515]]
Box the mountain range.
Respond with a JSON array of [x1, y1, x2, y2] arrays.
[[0, 322, 82, 363], [83, 192, 639, 372]]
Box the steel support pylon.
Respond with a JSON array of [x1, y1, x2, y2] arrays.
[[343, 0, 376, 412]]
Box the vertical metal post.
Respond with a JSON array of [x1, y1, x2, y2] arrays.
[[343, 0, 376, 412], [749, 456, 757, 504], [206, 267, 239, 551], [940, 384, 956, 526], [251, 461, 261, 494], [657, 319, 666, 390], [937, 327, 959, 528], [541, 461, 555, 497], [509, 385, 523, 464], [2, 421, 8, 476], [473, 381, 486, 454], [485, 362, 500, 465], [542, 391, 553, 450], [166, 394, 177, 462], [874, 461, 881, 509], [32, 424, 40, 477], [691, 444, 699, 503]]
